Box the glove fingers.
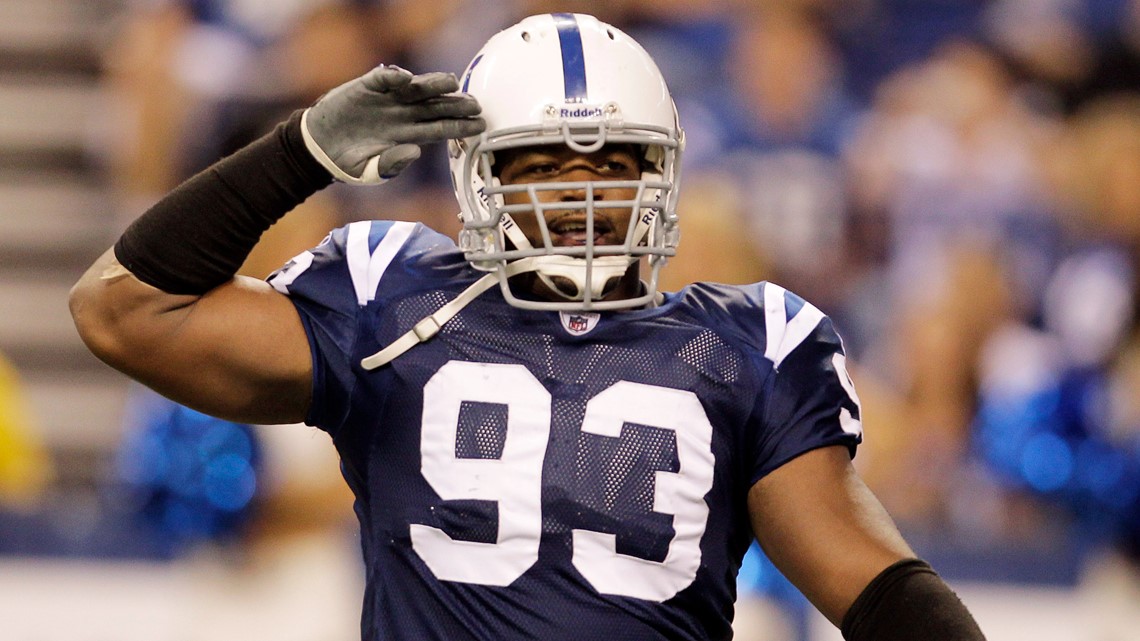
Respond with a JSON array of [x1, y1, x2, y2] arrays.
[[399, 117, 487, 143], [401, 95, 483, 122], [343, 145, 422, 184], [392, 72, 461, 103], [435, 117, 487, 141], [375, 144, 422, 180], [360, 65, 414, 92], [305, 65, 480, 184]]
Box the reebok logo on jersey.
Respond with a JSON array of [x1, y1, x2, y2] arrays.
[[560, 311, 600, 336]]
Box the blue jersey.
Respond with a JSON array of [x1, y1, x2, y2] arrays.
[[269, 220, 863, 641]]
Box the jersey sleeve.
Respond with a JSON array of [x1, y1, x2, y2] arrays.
[[745, 283, 863, 484], [266, 220, 424, 435]]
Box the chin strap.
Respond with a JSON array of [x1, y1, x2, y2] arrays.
[[497, 211, 642, 302], [360, 257, 542, 370], [531, 255, 634, 299]]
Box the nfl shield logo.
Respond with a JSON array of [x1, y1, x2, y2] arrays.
[[559, 311, 600, 336]]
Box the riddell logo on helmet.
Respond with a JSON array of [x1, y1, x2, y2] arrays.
[[560, 105, 604, 118]]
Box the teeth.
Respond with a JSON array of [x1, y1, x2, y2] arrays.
[[552, 219, 606, 234]]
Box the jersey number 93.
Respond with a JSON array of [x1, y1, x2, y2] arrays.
[[410, 360, 716, 602]]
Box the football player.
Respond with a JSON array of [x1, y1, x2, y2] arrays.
[[71, 13, 985, 641]]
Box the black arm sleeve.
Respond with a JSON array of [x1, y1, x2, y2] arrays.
[[841, 558, 986, 641], [113, 110, 333, 295]]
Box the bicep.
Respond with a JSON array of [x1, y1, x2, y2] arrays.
[[71, 249, 313, 424], [747, 445, 914, 626]]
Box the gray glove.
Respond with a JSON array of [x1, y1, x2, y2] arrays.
[[301, 65, 485, 185]]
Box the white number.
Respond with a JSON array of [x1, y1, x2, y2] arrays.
[[573, 382, 714, 600], [832, 352, 863, 437], [410, 361, 551, 585], [411, 362, 716, 601]]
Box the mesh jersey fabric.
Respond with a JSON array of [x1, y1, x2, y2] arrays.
[[269, 220, 862, 641]]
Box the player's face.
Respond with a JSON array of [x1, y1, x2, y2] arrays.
[[496, 144, 642, 249]]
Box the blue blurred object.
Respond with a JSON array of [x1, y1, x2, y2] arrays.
[[737, 542, 811, 641], [112, 386, 263, 551], [974, 362, 1140, 556]]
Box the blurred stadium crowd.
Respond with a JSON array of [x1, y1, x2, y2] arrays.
[[2, 0, 1139, 639]]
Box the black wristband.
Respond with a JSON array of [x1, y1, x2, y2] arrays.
[[841, 558, 986, 641], [113, 110, 333, 295]]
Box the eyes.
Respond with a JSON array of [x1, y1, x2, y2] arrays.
[[503, 150, 639, 183], [599, 158, 636, 175], [519, 161, 559, 177]]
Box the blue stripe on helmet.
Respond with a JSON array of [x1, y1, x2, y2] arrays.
[[461, 54, 483, 93], [552, 13, 588, 102]]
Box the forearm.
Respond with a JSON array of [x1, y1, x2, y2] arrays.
[[842, 558, 986, 641], [71, 110, 327, 372], [70, 113, 327, 422], [114, 109, 332, 295]]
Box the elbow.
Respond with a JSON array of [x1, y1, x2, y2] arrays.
[[68, 251, 191, 377], [69, 277, 132, 369]]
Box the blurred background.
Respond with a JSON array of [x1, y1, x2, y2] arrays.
[[1, 0, 1139, 639]]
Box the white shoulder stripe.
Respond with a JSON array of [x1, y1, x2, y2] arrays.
[[763, 283, 825, 369], [347, 221, 416, 306], [346, 221, 373, 304]]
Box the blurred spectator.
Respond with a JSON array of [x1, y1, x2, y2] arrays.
[[718, 6, 859, 156], [612, 5, 734, 175], [656, 172, 771, 292], [972, 94, 1140, 562], [694, 6, 863, 315], [100, 0, 382, 222], [983, 0, 1140, 114], [842, 40, 1062, 357], [829, 40, 1071, 549], [857, 246, 1015, 530], [822, 0, 991, 103], [0, 352, 54, 510], [378, 0, 524, 75]]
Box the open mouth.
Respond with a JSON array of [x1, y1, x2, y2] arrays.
[[547, 215, 614, 247]]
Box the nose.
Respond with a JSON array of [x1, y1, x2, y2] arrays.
[[558, 163, 603, 202], [559, 186, 596, 203]]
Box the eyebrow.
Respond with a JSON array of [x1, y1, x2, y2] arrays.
[[503, 145, 638, 163], [496, 145, 640, 177]]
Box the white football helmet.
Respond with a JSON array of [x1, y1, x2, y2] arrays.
[[449, 13, 685, 311]]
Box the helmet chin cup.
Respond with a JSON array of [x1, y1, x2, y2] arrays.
[[532, 255, 635, 301]]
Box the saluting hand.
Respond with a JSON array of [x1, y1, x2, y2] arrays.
[[302, 65, 486, 185]]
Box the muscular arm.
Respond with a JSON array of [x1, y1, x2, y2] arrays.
[[70, 250, 313, 424], [69, 65, 484, 425], [749, 445, 985, 639], [748, 445, 913, 626]]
